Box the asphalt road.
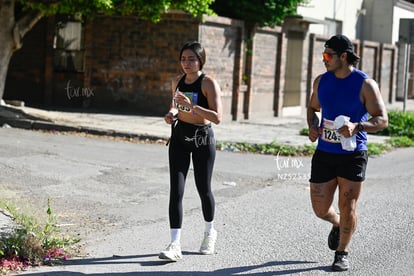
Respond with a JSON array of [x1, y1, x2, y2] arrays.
[[0, 128, 413, 276]]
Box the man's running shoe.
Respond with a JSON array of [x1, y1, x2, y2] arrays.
[[328, 226, 340, 250], [199, 229, 217, 255], [332, 251, 349, 271], [159, 242, 183, 261]]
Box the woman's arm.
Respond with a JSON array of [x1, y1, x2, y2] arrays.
[[193, 75, 222, 125], [164, 76, 180, 124]]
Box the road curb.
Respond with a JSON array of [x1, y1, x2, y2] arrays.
[[1, 118, 168, 143]]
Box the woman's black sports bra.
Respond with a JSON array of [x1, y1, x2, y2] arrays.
[[174, 74, 209, 113]]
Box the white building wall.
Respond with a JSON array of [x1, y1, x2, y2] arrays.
[[393, 3, 414, 44], [297, 0, 414, 43], [363, 0, 391, 43], [297, 0, 363, 38]]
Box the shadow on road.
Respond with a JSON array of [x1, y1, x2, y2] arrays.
[[21, 253, 331, 275]]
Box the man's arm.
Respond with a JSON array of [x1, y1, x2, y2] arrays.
[[358, 79, 388, 133], [307, 75, 322, 142]]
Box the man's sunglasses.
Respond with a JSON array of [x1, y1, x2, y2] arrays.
[[322, 52, 338, 61]]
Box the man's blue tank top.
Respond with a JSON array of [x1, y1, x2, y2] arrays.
[[317, 69, 369, 154]]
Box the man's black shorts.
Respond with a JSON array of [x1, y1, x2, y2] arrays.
[[310, 150, 368, 183]]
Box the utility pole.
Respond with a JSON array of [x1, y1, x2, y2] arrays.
[[403, 21, 413, 112], [398, 19, 414, 112]]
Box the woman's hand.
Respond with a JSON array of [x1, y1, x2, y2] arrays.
[[164, 112, 176, 124], [174, 92, 192, 110]]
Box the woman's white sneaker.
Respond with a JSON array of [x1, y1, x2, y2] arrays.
[[159, 242, 183, 261], [199, 229, 217, 255]]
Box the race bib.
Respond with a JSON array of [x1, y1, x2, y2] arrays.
[[174, 92, 198, 113], [321, 118, 341, 143]]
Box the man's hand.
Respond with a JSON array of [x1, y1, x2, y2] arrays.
[[337, 122, 357, 138], [308, 125, 321, 142]]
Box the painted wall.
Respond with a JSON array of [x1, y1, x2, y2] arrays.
[[297, 0, 364, 38], [298, 0, 414, 43], [393, 1, 414, 44]]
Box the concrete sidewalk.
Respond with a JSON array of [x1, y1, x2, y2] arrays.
[[2, 100, 409, 146], [0, 104, 312, 146]]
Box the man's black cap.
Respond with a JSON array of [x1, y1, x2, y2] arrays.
[[325, 34, 360, 59]]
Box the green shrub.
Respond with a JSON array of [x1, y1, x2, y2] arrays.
[[377, 110, 414, 139], [386, 136, 414, 148], [367, 142, 392, 156]]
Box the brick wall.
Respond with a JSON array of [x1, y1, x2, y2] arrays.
[[4, 12, 398, 119], [83, 13, 243, 119], [249, 27, 282, 119], [85, 13, 200, 114], [199, 16, 244, 121]]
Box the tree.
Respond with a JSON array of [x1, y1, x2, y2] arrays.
[[0, 0, 214, 101], [211, 0, 305, 49], [211, 0, 307, 118], [211, 0, 304, 28]]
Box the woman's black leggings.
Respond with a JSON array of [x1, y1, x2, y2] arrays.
[[168, 120, 216, 228]]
